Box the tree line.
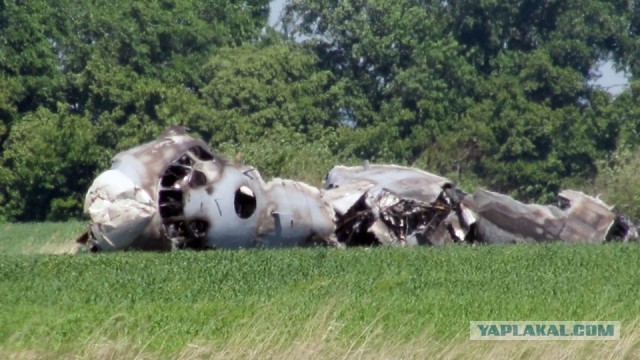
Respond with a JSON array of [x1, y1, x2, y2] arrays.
[[0, 0, 639, 222]]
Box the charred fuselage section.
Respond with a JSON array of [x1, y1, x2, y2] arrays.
[[463, 189, 638, 244], [323, 165, 474, 246], [81, 127, 336, 251]]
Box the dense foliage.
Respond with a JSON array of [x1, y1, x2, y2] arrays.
[[0, 0, 639, 221]]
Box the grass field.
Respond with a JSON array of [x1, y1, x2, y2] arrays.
[[1, 222, 640, 359]]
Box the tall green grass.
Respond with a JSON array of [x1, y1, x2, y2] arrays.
[[1, 223, 640, 358], [0, 221, 85, 254]]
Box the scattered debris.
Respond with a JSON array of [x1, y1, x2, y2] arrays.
[[79, 127, 637, 252], [323, 165, 474, 246], [464, 189, 638, 244]]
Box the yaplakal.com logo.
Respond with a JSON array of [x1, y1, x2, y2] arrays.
[[470, 321, 620, 340]]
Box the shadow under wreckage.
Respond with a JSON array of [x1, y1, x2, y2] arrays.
[[78, 127, 638, 252]]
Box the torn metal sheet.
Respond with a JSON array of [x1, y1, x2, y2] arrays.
[[324, 164, 454, 205], [558, 190, 638, 243], [83, 169, 156, 251], [324, 164, 475, 246], [80, 126, 337, 251], [464, 189, 638, 244]]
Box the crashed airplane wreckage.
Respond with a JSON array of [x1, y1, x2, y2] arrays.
[[78, 127, 637, 251], [79, 126, 336, 251], [323, 164, 475, 246], [463, 189, 637, 244]]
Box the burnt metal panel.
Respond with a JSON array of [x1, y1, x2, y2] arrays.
[[324, 164, 473, 246], [557, 190, 616, 244], [466, 189, 633, 244], [467, 189, 565, 243], [324, 164, 453, 204]]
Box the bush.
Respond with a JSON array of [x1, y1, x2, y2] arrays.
[[593, 145, 640, 221]]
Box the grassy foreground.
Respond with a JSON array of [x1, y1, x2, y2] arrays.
[[1, 222, 640, 359]]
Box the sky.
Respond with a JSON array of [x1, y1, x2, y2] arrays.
[[268, 0, 629, 95], [268, 0, 285, 28], [593, 62, 629, 95]]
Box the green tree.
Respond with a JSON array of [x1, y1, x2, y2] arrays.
[[590, 80, 640, 219], [0, 0, 271, 221], [461, 49, 609, 201], [0, 0, 68, 144], [58, 0, 269, 92], [0, 108, 104, 221], [199, 38, 341, 145], [283, 0, 640, 202], [446, 1, 636, 77], [191, 37, 356, 180], [444, 0, 639, 200], [282, 0, 479, 164]]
